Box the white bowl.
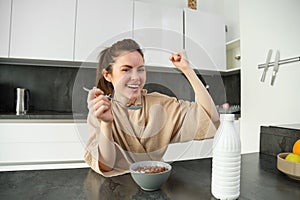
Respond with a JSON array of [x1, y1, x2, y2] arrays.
[[130, 161, 172, 191]]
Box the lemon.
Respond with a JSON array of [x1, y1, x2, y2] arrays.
[[285, 153, 300, 163]]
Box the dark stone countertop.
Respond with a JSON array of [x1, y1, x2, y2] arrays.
[[0, 153, 299, 200]]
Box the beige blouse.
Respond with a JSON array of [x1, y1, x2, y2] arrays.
[[84, 91, 219, 177]]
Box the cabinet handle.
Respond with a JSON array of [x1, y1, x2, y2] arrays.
[[234, 55, 241, 60]]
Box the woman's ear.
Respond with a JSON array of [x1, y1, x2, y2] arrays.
[[102, 69, 112, 82]]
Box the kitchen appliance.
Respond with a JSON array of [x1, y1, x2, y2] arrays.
[[15, 88, 30, 115]]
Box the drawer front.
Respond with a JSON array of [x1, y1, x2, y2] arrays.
[[0, 123, 88, 165]]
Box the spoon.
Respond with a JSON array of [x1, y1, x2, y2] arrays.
[[82, 87, 142, 110]]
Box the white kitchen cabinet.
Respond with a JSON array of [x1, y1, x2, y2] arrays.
[[0, 123, 89, 171], [133, 1, 183, 67], [0, 118, 240, 169], [9, 0, 76, 61], [0, 0, 11, 58], [224, 0, 240, 43], [74, 0, 133, 62], [184, 8, 226, 71]]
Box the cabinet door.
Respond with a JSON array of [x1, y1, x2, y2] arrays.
[[10, 0, 76, 61], [134, 1, 183, 68], [0, 123, 87, 166], [74, 0, 133, 62], [0, 0, 11, 58], [224, 0, 240, 42], [184, 9, 226, 71]]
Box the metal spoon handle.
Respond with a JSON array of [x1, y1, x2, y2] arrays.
[[82, 87, 90, 92], [106, 96, 142, 110], [104, 96, 127, 107], [82, 87, 142, 110]]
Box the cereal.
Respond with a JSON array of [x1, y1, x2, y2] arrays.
[[134, 166, 168, 174]]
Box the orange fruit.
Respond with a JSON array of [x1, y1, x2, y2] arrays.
[[292, 139, 300, 155]]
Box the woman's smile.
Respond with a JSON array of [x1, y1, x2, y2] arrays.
[[126, 83, 141, 92], [125, 82, 142, 98], [127, 84, 140, 89]]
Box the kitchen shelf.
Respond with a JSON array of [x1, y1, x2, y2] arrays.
[[226, 38, 240, 70], [226, 38, 240, 50]]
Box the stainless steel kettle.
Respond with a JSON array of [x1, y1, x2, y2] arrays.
[[15, 88, 30, 115]]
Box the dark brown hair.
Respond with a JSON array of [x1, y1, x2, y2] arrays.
[[96, 39, 144, 95]]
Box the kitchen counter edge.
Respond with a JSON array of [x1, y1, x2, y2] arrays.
[[0, 119, 87, 123]]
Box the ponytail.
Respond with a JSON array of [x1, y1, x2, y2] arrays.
[[96, 47, 113, 95]]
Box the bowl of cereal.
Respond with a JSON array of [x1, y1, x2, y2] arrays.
[[130, 160, 172, 191]]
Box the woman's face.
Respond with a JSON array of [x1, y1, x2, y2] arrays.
[[106, 51, 146, 100]]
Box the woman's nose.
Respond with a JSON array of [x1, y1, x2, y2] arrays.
[[131, 70, 139, 80]]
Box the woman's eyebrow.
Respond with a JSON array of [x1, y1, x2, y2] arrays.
[[120, 65, 133, 68], [121, 65, 145, 68]]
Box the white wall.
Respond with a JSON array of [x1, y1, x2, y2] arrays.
[[240, 0, 300, 153]]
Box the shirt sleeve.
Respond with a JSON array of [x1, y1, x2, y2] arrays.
[[154, 94, 219, 143], [84, 112, 132, 177]]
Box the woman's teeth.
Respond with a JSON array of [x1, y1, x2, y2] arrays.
[[127, 84, 139, 89]]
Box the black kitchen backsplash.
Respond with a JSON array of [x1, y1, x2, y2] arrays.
[[0, 62, 240, 116], [222, 72, 240, 106], [260, 126, 300, 156], [0, 64, 80, 113]]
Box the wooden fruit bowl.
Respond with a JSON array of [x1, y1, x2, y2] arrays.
[[277, 152, 300, 181]]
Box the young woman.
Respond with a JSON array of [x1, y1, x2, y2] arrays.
[[85, 39, 220, 177]]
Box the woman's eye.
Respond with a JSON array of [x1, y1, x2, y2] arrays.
[[121, 68, 129, 72]]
